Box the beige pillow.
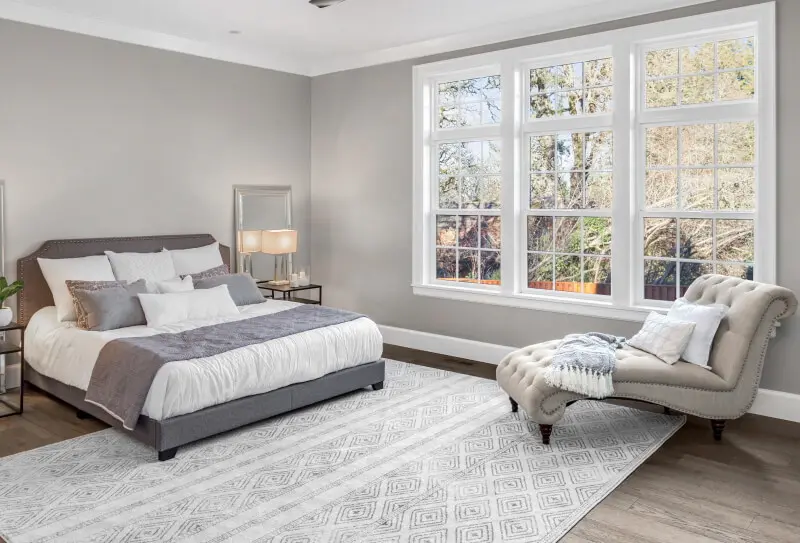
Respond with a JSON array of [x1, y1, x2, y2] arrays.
[[628, 312, 696, 364]]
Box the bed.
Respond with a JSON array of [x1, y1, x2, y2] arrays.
[[18, 234, 385, 461]]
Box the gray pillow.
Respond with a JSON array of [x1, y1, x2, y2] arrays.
[[194, 274, 264, 306], [71, 280, 148, 331]]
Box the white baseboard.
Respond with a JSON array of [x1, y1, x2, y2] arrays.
[[379, 324, 800, 423]]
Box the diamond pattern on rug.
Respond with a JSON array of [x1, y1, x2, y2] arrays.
[[0, 361, 684, 543]]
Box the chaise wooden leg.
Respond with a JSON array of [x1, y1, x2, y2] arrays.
[[371, 381, 384, 391], [540, 424, 553, 445], [76, 409, 91, 420], [509, 397, 518, 413], [711, 420, 726, 441], [158, 447, 178, 462]]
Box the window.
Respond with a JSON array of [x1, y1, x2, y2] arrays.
[[413, 4, 775, 321]]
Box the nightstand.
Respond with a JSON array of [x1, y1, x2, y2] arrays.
[[257, 283, 322, 305], [0, 321, 25, 418]]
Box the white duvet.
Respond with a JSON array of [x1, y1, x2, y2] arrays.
[[24, 301, 383, 420]]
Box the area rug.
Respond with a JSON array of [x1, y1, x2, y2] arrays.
[[0, 360, 684, 543]]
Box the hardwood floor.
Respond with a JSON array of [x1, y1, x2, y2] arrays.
[[1, 345, 799, 542]]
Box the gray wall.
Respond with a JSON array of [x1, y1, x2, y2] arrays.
[[0, 19, 312, 277], [310, 0, 800, 393]]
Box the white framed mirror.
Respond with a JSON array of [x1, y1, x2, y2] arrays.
[[233, 185, 293, 280]]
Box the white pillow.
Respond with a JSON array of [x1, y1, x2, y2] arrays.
[[105, 250, 176, 283], [148, 275, 194, 294], [628, 312, 697, 365], [38, 255, 116, 322], [137, 285, 238, 328], [166, 242, 224, 276], [667, 298, 728, 368]]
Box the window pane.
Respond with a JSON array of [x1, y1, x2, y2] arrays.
[[480, 251, 501, 284], [530, 58, 613, 118], [479, 176, 501, 209], [586, 86, 613, 114], [716, 219, 754, 262], [718, 122, 755, 164], [718, 168, 755, 210], [646, 79, 678, 108], [458, 250, 479, 281], [680, 124, 714, 166], [436, 249, 457, 280], [531, 93, 555, 119], [528, 253, 554, 290], [645, 170, 678, 209], [557, 172, 583, 209], [556, 132, 585, 170], [719, 70, 755, 101], [586, 172, 613, 209], [480, 216, 502, 249], [531, 62, 583, 93], [438, 143, 461, 174], [461, 176, 479, 209], [437, 76, 501, 128], [459, 216, 479, 248], [554, 91, 583, 117], [583, 257, 611, 295], [681, 75, 715, 105], [527, 216, 553, 251], [680, 261, 713, 293], [438, 176, 459, 209], [718, 37, 755, 70], [584, 217, 612, 255], [644, 259, 677, 301], [717, 263, 753, 280], [681, 169, 715, 210], [555, 217, 581, 253], [646, 126, 678, 166], [680, 219, 713, 260], [586, 131, 613, 170], [680, 43, 715, 73], [585, 58, 613, 86], [646, 49, 679, 77], [530, 135, 556, 171], [644, 217, 677, 258], [555, 255, 582, 292], [530, 174, 556, 209], [436, 215, 457, 246]]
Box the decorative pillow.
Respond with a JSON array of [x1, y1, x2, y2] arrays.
[[667, 298, 728, 368], [67, 279, 126, 329], [105, 250, 176, 283], [166, 242, 224, 276], [628, 312, 697, 364], [70, 280, 148, 331], [38, 255, 116, 322], [149, 276, 194, 294], [182, 264, 229, 281], [137, 285, 239, 328], [194, 274, 264, 306]]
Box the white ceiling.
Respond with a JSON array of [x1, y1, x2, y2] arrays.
[[0, 0, 714, 76]]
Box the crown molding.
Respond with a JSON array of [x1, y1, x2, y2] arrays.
[[0, 0, 717, 77]]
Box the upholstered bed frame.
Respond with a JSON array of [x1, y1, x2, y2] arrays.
[[18, 234, 385, 461]]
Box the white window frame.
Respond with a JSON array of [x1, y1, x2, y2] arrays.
[[412, 3, 776, 322]]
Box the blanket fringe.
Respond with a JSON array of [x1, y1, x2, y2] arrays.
[[543, 365, 614, 398]]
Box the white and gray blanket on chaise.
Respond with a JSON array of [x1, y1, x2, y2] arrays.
[[543, 332, 626, 398]]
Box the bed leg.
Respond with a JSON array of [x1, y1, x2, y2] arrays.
[[76, 409, 92, 420], [371, 381, 384, 391], [158, 448, 178, 462]]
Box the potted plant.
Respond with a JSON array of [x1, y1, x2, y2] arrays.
[[0, 277, 23, 326]]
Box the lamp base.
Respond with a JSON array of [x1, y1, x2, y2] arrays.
[[266, 279, 291, 286]]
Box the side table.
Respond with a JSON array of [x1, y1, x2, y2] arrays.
[[257, 283, 322, 306], [0, 321, 25, 418]]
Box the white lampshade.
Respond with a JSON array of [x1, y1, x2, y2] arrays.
[[238, 230, 262, 254], [261, 229, 297, 255]]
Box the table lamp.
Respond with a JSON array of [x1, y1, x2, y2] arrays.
[[261, 229, 297, 285], [238, 230, 262, 276]]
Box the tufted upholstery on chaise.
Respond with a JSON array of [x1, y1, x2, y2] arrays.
[[496, 275, 797, 441]]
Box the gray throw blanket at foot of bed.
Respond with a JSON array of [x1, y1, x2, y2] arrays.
[[543, 333, 626, 398], [85, 305, 365, 430]]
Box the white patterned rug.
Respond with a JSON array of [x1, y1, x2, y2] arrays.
[[0, 360, 684, 543]]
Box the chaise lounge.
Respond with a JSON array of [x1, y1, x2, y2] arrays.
[[497, 275, 797, 444]]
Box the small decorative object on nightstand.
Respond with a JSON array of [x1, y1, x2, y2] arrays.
[[0, 276, 24, 327], [0, 321, 25, 418], [258, 282, 322, 305]]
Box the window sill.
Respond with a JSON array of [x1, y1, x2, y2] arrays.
[[412, 283, 661, 322]]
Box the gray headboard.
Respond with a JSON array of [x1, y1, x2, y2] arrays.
[[16, 234, 231, 325]]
